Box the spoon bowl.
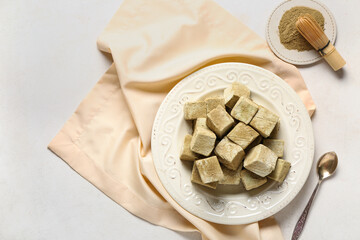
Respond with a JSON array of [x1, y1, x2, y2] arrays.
[[317, 151, 338, 181]]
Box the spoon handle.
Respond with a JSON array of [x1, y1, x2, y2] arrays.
[[291, 181, 321, 240]]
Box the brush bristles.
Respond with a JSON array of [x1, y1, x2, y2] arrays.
[[296, 13, 329, 51]]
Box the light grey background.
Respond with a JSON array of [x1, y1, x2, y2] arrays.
[[1, 0, 359, 239]]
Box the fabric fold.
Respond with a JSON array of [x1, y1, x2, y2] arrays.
[[49, 0, 315, 239]]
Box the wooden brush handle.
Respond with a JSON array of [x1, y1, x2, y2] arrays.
[[321, 42, 346, 71]]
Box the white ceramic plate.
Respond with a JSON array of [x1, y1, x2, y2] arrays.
[[266, 0, 337, 65], [151, 63, 314, 224]]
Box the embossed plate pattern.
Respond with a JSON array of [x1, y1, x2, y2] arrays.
[[151, 63, 314, 224]]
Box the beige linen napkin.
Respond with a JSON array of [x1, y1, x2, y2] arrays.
[[49, 0, 315, 239]]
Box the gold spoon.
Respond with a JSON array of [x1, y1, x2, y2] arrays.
[[292, 152, 338, 240]]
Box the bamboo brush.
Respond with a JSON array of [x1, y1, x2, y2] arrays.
[[296, 13, 346, 71]]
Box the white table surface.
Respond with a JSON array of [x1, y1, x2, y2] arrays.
[[1, 0, 359, 239]]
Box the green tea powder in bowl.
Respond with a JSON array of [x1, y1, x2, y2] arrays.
[[278, 6, 325, 51]]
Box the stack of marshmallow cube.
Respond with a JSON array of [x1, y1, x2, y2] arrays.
[[180, 82, 290, 190]]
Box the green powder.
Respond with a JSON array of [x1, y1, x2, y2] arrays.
[[278, 6, 325, 51]]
